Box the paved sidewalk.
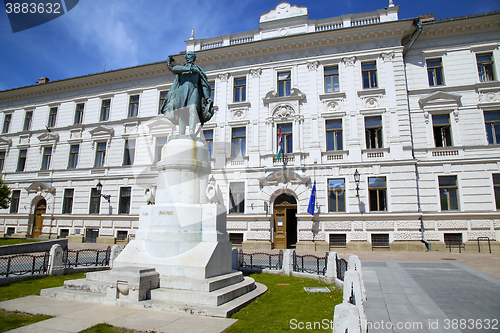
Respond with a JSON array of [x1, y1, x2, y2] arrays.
[[363, 261, 500, 333], [0, 296, 237, 333]]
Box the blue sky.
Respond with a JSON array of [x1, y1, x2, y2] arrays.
[[0, 0, 498, 92]]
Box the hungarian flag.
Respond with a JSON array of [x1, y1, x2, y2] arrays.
[[277, 127, 282, 161]]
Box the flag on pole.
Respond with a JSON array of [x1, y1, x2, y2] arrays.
[[277, 127, 282, 161], [307, 180, 316, 216]]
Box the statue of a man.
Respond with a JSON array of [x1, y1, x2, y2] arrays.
[[161, 51, 214, 136]]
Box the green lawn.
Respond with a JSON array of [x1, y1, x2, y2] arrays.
[[78, 323, 138, 333], [0, 310, 53, 333], [0, 238, 44, 246], [224, 273, 343, 333]]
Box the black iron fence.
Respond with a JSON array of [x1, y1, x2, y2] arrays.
[[0, 246, 111, 278], [238, 250, 283, 270], [293, 252, 328, 275], [336, 254, 348, 281]]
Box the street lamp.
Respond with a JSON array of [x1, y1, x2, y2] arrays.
[[96, 181, 111, 203], [354, 169, 360, 197]]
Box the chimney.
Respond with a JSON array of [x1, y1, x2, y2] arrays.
[[419, 14, 435, 23], [36, 77, 49, 84]]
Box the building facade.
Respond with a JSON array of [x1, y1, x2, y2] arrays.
[[0, 2, 499, 251]]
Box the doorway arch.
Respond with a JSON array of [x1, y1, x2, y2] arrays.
[[273, 193, 297, 249], [32, 199, 46, 238]]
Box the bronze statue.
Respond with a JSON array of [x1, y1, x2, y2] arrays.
[[161, 51, 214, 136]]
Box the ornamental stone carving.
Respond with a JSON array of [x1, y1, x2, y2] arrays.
[[232, 109, 246, 120], [326, 101, 340, 112], [380, 52, 395, 62], [250, 68, 262, 77], [365, 97, 379, 109], [342, 56, 356, 66], [272, 104, 295, 118], [479, 90, 499, 103], [307, 61, 319, 71], [218, 73, 230, 82]]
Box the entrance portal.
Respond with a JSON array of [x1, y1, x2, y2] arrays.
[[33, 199, 46, 238], [273, 194, 297, 249]]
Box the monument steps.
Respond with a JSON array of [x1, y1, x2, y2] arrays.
[[63, 278, 107, 294], [40, 286, 107, 303], [159, 271, 243, 292]]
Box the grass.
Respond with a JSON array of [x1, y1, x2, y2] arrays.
[[0, 310, 53, 333], [0, 238, 44, 246], [224, 273, 343, 333], [78, 323, 138, 333]]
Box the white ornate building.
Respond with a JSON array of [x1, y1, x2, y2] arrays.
[[0, 2, 499, 251]]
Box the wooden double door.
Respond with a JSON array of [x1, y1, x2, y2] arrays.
[[33, 199, 46, 238], [273, 194, 297, 249]]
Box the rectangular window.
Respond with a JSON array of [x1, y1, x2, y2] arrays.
[[159, 91, 168, 114], [117, 230, 128, 241], [17, 149, 27, 172], [128, 95, 139, 118], [477, 53, 495, 82], [10, 190, 20, 214], [326, 119, 343, 151], [60, 229, 69, 238], [433, 114, 452, 147], [23, 111, 33, 131], [234, 78, 246, 102], [89, 188, 101, 214], [369, 177, 387, 211], [41, 147, 52, 170], [328, 179, 345, 212], [74, 103, 84, 124], [209, 81, 215, 100], [62, 188, 74, 214], [427, 58, 444, 86], [229, 182, 245, 214], [362, 61, 377, 89], [371, 234, 390, 247], [2, 114, 11, 133], [48, 107, 58, 128], [119, 187, 131, 214], [100, 99, 111, 121], [6, 227, 15, 235], [365, 116, 383, 149], [68, 144, 79, 169], [232, 127, 246, 157], [155, 136, 168, 162], [329, 234, 347, 247], [444, 233, 462, 247], [95, 142, 106, 167], [229, 233, 243, 245], [493, 174, 500, 210], [324, 66, 339, 93], [484, 111, 500, 144], [277, 123, 293, 154], [123, 139, 135, 166], [0, 151, 5, 171], [439, 176, 459, 211], [203, 130, 213, 158], [278, 72, 291, 97]]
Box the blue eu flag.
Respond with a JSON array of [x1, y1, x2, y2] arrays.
[[307, 181, 316, 216]]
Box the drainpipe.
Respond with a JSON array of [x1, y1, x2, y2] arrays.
[[402, 20, 431, 250]]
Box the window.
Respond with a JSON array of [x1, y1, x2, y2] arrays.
[[6, 227, 15, 235], [2, 114, 11, 133], [433, 114, 452, 147], [17, 149, 27, 172], [74, 103, 84, 124], [234, 78, 246, 102], [371, 234, 389, 247], [484, 111, 500, 144], [123, 139, 135, 166], [427, 58, 444, 86], [439, 176, 459, 211], [444, 233, 462, 247], [155, 136, 168, 162], [95, 142, 106, 167], [41, 147, 52, 170], [365, 116, 383, 149], [0, 151, 5, 171], [278, 72, 291, 97], [209, 81, 215, 100], [477, 53, 495, 82], [89, 188, 101, 214], [326, 119, 343, 151], [369, 177, 387, 211], [68, 144, 79, 168], [48, 107, 58, 128], [324, 66, 339, 93], [229, 233, 243, 245], [203, 130, 213, 158], [159, 91, 168, 114], [23, 111, 33, 131], [328, 179, 345, 212], [232, 127, 246, 157], [100, 99, 111, 121], [60, 229, 69, 238], [277, 123, 293, 154], [10, 190, 20, 214], [128, 95, 139, 118], [119, 187, 131, 214], [62, 189, 74, 214], [362, 61, 377, 89], [493, 174, 500, 210], [117, 230, 128, 241], [229, 182, 245, 214], [329, 234, 347, 247]]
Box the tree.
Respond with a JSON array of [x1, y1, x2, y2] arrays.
[[0, 178, 11, 209]]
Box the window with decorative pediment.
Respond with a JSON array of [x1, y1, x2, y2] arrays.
[[234, 78, 246, 102], [277, 123, 293, 154], [95, 142, 107, 167], [326, 119, 343, 151], [278, 72, 291, 97], [432, 114, 452, 147], [232, 127, 246, 157], [365, 116, 383, 149], [324, 66, 339, 93], [362, 62, 377, 89], [41, 146, 52, 170]]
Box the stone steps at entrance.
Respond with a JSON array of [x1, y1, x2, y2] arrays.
[[159, 271, 243, 292]]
